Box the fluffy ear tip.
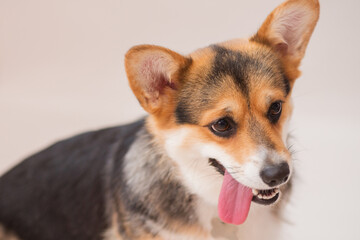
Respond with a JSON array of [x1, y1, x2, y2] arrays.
[[125, 44, 187, 66], [279, 0, 320, 16], [307, 0, 320, 8], [290, 0, 319, 6], [126, 44, 159, 53], [125, 44, 156, 62], [125, 44, 191, 75], [294, 0, 320, 14], [306, 0, 320, 16], [314, 0, 320, 16]]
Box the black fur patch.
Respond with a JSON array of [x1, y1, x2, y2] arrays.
[[283, 75, 291, 95], [0, 119, 145, 240], [210, 45, 251, 99], [1, 118, 194, 239], [175, 100, 195, 124], [211, 45, 290, 98], [175, 45, 289, 125]]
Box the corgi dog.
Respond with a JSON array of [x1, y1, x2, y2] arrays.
[[0, 0, 319, 239]]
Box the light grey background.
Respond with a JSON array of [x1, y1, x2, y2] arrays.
[[1, 0, 359, 239]]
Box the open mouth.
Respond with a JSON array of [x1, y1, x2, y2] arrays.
[[251, 188, 279, 205], [209, 158, 280, 205]]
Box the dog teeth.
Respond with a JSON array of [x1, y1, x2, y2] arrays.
[[262, 193, 274, 200], [252, 189, 259, 196], [253, 188, 279, 200]]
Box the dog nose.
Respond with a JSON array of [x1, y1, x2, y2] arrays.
[[260, 162, 290, 187]]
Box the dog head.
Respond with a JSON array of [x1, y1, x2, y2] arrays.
[[125, 0, 319, 225]]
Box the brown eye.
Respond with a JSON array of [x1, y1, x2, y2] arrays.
[[209, 117, 236, 138], [268, 101, 282, 123], [270, 102, 282, 114], [212, 119, 230, 132]]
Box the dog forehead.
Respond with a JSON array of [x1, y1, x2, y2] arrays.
[[175, 42, 289, 124], [210, 44, 289, 96], [186, 42, 289, 98]]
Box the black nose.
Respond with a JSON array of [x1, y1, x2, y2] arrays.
[[260, 162, 290, 187]]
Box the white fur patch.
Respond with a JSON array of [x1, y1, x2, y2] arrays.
[[164, 128, 224, 207], [164, 128, 289, 201]]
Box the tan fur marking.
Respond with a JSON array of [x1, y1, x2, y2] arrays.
[[217, 38, 249, 51], [103, 213, 123, 240], [0, 225, 21, 240]]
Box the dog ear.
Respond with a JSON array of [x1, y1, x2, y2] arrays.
[[125, 45, 191, 114], [252, 0, 319, 75]]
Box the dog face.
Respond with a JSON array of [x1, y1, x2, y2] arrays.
[[125, 0, 319, 221], [171, 41, 294, 190]]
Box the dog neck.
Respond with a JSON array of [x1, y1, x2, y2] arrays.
[[106, 125, 211, 239]]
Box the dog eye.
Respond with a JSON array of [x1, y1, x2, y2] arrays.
[[267, 101, 282, 123], [209, 117, 235, 138], [212, 119, 230, 132]]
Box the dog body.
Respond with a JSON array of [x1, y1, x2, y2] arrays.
[[0, 0, 319, 239], [0, 120, 281, 240]]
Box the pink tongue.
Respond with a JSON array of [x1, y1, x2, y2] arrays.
[[218, 170, 253, 225]]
